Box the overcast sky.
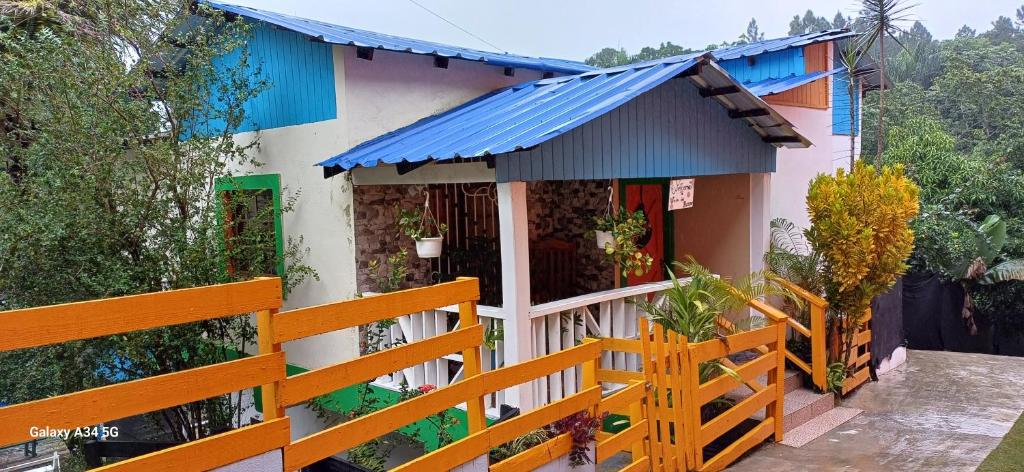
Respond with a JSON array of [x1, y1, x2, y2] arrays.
[[228, 0, 1022, 61]]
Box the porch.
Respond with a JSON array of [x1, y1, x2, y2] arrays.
[[328, 53, 810, 413]]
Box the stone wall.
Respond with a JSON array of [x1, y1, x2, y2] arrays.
[[527, 180, 616, 297], [352, 180, 616, 302], [352, 184, 434, 293]]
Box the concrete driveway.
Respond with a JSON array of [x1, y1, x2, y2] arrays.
[[728, 350, 1024, 471]]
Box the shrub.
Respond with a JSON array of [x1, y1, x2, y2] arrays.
[[806, 162, 919, 367]]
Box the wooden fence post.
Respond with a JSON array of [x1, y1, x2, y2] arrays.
[[459, 298, 488, 434], [810, 302, 827, 392], [771, 320, 787, 442], [256, 308, 284, 420], [638, 319, 664, 472]]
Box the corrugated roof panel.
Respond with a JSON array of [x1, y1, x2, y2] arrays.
[[202, 1, 595, 75], [745, 68, 843, 96], [318, 54, 809, 172], [711, 29, 857, 61]]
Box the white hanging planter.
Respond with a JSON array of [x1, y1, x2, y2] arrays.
[[595, 230, 615, 250], [415, 236, 444, 258]]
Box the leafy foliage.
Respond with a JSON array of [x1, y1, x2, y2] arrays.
[[764, 218, 826, 323], [639, 257, 797, 343], [806, 162, 919, 366], [0, 0, 315, 452], [397, 204, 448, 241], [593, 207, 654, 277], [807, 162, 919, 312]]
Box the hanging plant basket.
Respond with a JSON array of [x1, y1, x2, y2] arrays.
[[397, 192, 448, 259], [415, 236, 444, 258], [594, 230, 615, 250]]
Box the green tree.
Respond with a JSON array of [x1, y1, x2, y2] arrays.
[[737, 18, 765, 44], [0, 0, 313, 457], [584, 46, 629, 67], [957, 25, 978, 38], [833, 11, 851, 30], [858, 0, 916, 163], [788, 9, 832, 35]]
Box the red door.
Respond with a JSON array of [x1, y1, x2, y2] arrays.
[[623, 183, 668, 286]]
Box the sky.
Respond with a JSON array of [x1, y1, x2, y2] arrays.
[[226, 0, 1021, 62]]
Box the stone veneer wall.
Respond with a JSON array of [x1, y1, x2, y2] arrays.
[[352, 181, 616, 299], [352, 184, 434, 293], [527, 180, 616, 296]]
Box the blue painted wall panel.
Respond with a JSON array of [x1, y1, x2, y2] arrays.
[[719, 48, 805, 84], [199, 22, 337, 135], [832, 74, 860, 136], [495, 79, 776, 182]]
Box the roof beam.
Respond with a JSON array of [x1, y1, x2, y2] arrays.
[[356, 47, 374, 61], [434, 56, 449, 69], [699, 85, 740, 97], [397, 159, 433, 175], [728, 109, 771, 119], [762, 136, 803, 144]]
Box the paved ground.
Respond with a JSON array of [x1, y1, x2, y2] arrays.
[[728, 350, 1024, 471]]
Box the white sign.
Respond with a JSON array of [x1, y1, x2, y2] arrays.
[[668, 178, 695, 210]]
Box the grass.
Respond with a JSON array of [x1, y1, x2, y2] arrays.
[[977, 410, 1024, 472]]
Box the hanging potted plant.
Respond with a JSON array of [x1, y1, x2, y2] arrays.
[[592, 186, 616, 250], [593, 215, 616, 250], [397, 197, 448, 258], [591, 206, 654, 277]]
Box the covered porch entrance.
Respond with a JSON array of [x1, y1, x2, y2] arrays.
[[324, 53, 811, 413]]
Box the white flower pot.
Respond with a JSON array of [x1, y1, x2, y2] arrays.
[[595, 230, 615, 250], [415, 236, 444, 258]]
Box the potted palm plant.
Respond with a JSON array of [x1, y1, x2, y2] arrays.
[[397, 202, 448, 258]]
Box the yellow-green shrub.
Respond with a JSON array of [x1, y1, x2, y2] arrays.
[[806, 162, 920, 362]]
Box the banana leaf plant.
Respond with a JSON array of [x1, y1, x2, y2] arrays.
[[952, 215, 1024, 334]]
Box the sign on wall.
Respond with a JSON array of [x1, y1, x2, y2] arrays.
[[668, 178, 695, 210]]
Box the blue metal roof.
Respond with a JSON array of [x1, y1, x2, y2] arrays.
[[710, 29, 857, 61], [202, 1, 595, 75], [745, 68, 844, 96], [318, 53, 809, 172]]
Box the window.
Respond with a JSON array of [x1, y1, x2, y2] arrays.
[[215, 174, 284, 279]]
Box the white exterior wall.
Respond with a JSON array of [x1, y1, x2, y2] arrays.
[[769, 43, 860, 232], [229, 45, 546, 435]]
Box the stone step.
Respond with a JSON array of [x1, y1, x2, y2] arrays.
[[750, 369, 804, 394], [779, 388, 835, 432], [779, 406, 863, 448], [728, 386, 835, 433]]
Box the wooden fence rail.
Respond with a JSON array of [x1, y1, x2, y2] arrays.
[[0, 277, 290, 472], [0, 276, 815, 471]]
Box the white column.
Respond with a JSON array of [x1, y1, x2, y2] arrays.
[[749, 172, 771, 274], [497, 181, 534, 409]]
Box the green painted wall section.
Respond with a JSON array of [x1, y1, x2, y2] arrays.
[[253, 362, 478, 451]]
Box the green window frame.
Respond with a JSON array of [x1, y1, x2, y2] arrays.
[[215, 173, 286, 282]]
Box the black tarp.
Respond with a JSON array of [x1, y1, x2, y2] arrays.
[[902, 272, 994, 353], [870, 277, 904, 368]]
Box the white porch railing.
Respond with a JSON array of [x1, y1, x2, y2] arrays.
[[371, 302, 507, 416], [369, 280, 676, 413], [527, 280, 674, 404]]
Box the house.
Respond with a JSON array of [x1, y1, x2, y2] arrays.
[[193, 1, 866, 443]]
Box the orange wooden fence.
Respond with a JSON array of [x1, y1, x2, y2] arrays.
[[0, 276, 811, 471], [774, 278, 829, 392], [776, 279, 872, 395], [0, 278, 291, 472], [841, 308, 872, 395]]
